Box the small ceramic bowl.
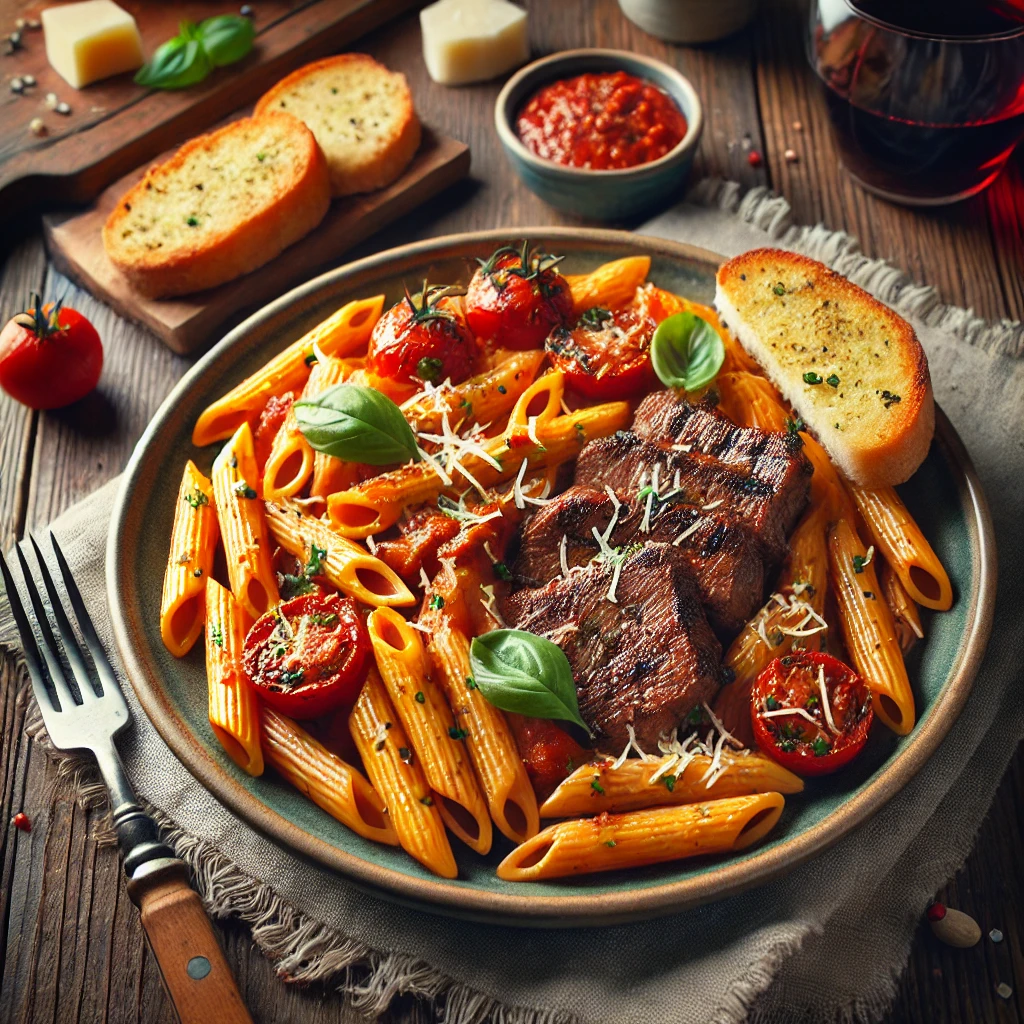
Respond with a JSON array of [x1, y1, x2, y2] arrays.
[[495, 49, 704, 222]]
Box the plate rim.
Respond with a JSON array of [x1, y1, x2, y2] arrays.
[[106, 227, 998, 927]]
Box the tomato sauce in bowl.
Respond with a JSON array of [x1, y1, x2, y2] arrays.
[[515, 70, 689, 171]]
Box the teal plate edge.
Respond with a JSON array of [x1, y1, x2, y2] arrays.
[[106, 228, 998, 928]]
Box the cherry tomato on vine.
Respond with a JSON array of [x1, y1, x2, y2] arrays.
[[750, 650, 873, 777], [367, 283, 479, 388], [545, 304, 658, 399], [243, 593, 371, 719], [0, 293, 102, 409], [464, 242, 573, 351]]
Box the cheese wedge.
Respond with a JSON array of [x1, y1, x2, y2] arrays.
[[420, 0, 529, 86], [41, 0, 143, 89]]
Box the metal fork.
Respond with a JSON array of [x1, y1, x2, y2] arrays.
[[2, 533, 252, 1024]]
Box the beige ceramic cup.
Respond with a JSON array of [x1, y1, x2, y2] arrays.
[[618, 0, 758, 43]]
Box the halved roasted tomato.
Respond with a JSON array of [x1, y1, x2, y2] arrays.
[[243, 593, 370, 719], [545, 305, 658, 399], [750, 651, 873, 777]]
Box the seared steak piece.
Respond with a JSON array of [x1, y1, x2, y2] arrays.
[[574, 430, 809, 563], [503, 543, 722, 749], [514, 485, 765, 637], [633, 390, 807, 472]]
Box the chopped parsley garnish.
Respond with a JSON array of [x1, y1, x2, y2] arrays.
[[272, 644, 286, 658], [497, 384, 507, 394], [466, 676, 477, 690], [257, 152, 266, 162], [806, 695, 819, 708], [309, 612, 338, 626], [448, 726, 467, 740], [279, 668, 305, 687], [591, 778, 605, 795], [803, 371, 823, 385], [852, 554, 868, 574], [209, 622, 224, 647], [580, 306, 613, 330], [419, 795, 434, 806], [812, 736, 830, 757], [304, 352, 318, 366], [604, 839, 617, 848], [415, 691, 425, 704], [492, 561, 512, 581], [233, 480, 257, 499], [279, 573, 315, 599], [687, 706, 704, 725], [184, 488, 209, 509], [765, 695, 780, 711], [785, 416, 804, 435], [186, 215, 199, 227], [773, 283, 786, 296], [778, 739, 797, 753], [416, 356, 444, 383], [306, 543, 327, 576], [826, 374, 840, 387], [429, 594, 444, 610], [880, 389, 901, 409], [663, 775, 677, 792]]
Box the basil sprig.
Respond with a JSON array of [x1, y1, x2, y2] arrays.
[[294, 384, 421, 466], [469, 630, 592, 736], [650, 312, 724, 393], [135, 16, 254, 90]]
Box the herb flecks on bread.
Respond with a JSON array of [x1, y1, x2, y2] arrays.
[[255, 53, 421, 197], [103, 112, 330, 299], [715, 249, 933, 487]]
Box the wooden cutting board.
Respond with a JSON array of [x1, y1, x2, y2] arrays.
[[0, 0, 419, 222], [43, 127, 470, 353]]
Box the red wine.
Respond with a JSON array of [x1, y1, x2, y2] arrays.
[[811, 0, 1024, 202]]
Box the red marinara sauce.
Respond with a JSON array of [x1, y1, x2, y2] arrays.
[[516, 70, 688, 171]]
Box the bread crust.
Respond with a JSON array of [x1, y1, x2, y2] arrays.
[[103, 112, 331, 299], [254, 54, 420, 197], [715, 248, 933, 487]]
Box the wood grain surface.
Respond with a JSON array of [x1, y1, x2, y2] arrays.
[[1, 1, 1022, 1022], [43, 128, 470, 353]]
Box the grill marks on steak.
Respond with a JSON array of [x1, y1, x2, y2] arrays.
[[574, 429, 809, 563], [514, 485, 765, 637], [503, 543, 722, 749]]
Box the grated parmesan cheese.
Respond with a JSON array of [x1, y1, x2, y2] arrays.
[[559, 534, 570, 577], [365, 533, 378, 555], [673, 518, 703, 545]]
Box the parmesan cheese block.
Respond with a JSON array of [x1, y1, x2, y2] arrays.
[[420, 0, 529, 86], [41, 0, 143, 89]]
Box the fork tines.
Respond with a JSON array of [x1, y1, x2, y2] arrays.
[[0, 534, 116, 731]]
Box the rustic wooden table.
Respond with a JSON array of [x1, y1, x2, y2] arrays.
[[1, 2, 1021, 1021]]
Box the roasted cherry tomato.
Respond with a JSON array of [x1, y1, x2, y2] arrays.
[[545, 305, 658, 399], [0, 293, 102, 410], [367, 284, 479, 388], [254, 391, 293, 474], [750, 651, 873, 777], [243, 593, 370, 719], [464, 242, 573, 350], [507, 713, 590, 800]]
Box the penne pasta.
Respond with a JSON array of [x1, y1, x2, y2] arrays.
[[566, 255, 651, 314], [497, 793, 785, 881], [261, 704, 397, 844], [263, 355, 357, 500], [828, 519, 915, 735], [880, 559, 925, 654], [850, 485, 953, 611], [801, 430, 856, 519], [327, 395, 631, 538], [160, 460, 219, 656], [264, 500, 414, 607], [204, 578, 262, 776], [540, 752, 803, 817], [350, 668, 457, 878], [427, 621, 540, 844], [368, 607, 492, 854], [716, 371, 791, 432], [211, 423, 279, 620], [193, 295, 383, 446], [310, 451, 361, 499], [714, 503, 830, 744]]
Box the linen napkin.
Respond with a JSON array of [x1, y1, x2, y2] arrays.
[[7, 182, 1024, 1024]]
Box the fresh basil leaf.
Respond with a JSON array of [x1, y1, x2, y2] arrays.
[[134, 35, 210, 89], [294, 384, 421, 466], [650, 312, 724, 392], [197, 14, 255, 67], [469, 630, 592, 736]]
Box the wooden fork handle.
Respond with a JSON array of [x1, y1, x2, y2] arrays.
[[127, 858, 253, 1024]]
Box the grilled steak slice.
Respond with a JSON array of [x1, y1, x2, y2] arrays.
[[514, 485, 765, 636], [574, 430, 808, 562], [503, 542, 722, 749], [633, 390, 807, 472]]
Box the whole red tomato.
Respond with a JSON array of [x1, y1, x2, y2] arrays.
[[546, 305, 658, 400], [367, 284, 479, 388], [750, 651, 873, 777], [0, 294, 102, 410], [465, 243, 573, 350], [243, 593, 371, 719]]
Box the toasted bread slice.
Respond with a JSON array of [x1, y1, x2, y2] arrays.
[[255, 54, 421, 197], [715, 249, 933, 487], [103, 112, 330, 299]]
